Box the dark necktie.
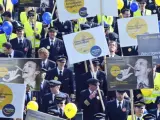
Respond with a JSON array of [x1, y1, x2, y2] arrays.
[[59, 71, 62, 76], [26, 92, 30, 103], [32, 24, 34, 30], [8, 54, 11, 58], [19, 40, 23, 47], [141, 11, 143, 16], [137, 118, 140, 120], [50, 40, 54, 47], [138, 82, 145, 89], [118, 102, 121, 109], [42, 61, 46, 68], [60, 108, 63, 117]]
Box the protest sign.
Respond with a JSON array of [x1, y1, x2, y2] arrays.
[[40, 0, 54, 8], [118, 14, 159, 47], [137, 33, 160, 65], [19, 0, 41, 7], [107, 56, 153, 90], [56, 0, 100, 21], [102, 0, 118, 16], [0, 83, 25, 118], [63, 26, 110, 64], [26, 109, 66, 120], [0, 58, 41, 91]]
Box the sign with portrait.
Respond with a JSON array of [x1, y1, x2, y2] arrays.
[[0, 58, 41, 91], [118, 14, 159, 47], [56, 0, 100, 21], [103, 0, 118, 16], [40, 0, 54, 8], [137, 33, 160, 65], [63, 26, 110, 64], [0, 83, 26, 118], [26, 109, 66, 120], [107, 56, 153, 90]]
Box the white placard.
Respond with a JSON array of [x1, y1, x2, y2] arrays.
[[0, 83, 26, 118], [63, 26, 110, 64], [118, 14, 159, 47], [56, 0, 100, 21], [103, 0, 118, 16]]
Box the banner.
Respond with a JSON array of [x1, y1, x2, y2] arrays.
[[103, 0, 118, 16], [137, 33, 160, 65], [107, 56, 153, 90], [19, 0, 41, 7], [26, 109, 66, 120], [0, 83, 26, 118], [0, 58, 41, 91], [56, 0, 100, 21], [40, 0, 54, 8], [63, 26, 110, 64], [118, 15, 159, 47]]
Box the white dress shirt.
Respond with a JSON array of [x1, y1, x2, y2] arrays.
[[90, 71, 97, 79], [116, 99, 124, 108], [42, 59, 48, 67], [49, 37, 55, 46], [57, 67, 64, 76], [8, 50, 14, 58], [135, 115, 143, 120], [25, 91, 31, 101], [18, 37, 24, 43], [157, 109, 160, 118]]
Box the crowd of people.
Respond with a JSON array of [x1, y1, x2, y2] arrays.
[[1, 0, 160, 120]]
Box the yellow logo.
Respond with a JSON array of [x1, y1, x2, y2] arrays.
[[0, 67, 8, 77], [64, 0, 84, 13], [110, 65, 121, 77], [0, 84, 13, 110], [126, 18, 148, 39], [54, 76, 58, 81], [73, 32, 96, 54]]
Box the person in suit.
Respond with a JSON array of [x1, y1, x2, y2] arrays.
[[143, 113, 156, 120], [10, 26, 32, 58], [79, 78, 105, 120], [0, 42, 24, 58], [51, 9, 73, 40], [149, 97, 160, 120], [48, 93, 68, 119], [106, 90, 130, 120], [39, 27, 67, 62], [127, 101, 146, 120], [79, 59, 107, 98], [41, 80, 70, 113], [38, 47, 56, 70], [45, 55, 74, 96]]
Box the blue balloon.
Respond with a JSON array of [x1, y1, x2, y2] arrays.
[[2, 21, 13, 35], [11, 0, 18, 4], [42, 12, 52, 25], [130, 2, 139, 12]]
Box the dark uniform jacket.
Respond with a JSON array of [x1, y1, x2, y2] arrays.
[[41, 59, 56, 70], [10, 37, 32, 58], [0, 50, 24, 58]]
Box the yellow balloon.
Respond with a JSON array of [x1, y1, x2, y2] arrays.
[[117, 0, 124, 10], [64, 103, 77, 119], [141, 89, 153, 97], [27, 101, 39, 111], [155, 0, 160, 6]]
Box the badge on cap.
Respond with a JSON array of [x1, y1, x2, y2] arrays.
[[47, 46, 50, 49], [32, 97, 36, 101], [54, 76, 58, 81], [153, 10, 156, 13], [128, 48, 132, 52]]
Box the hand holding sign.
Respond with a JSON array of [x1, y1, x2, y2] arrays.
[[116, 66, 133, 81]]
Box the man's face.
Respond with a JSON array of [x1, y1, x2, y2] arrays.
[[16, 30, 24, 37], [134, 59, 151, 77], [29, 15, 35, 21], [58, 100, 66, 108], [89, 84, 97, 91], [123, 11, 131, 18], [57, 61, 66, 68], [135, 106, 145, 115], [3, 47, 10, 55], [38, 52, 47, 60], [22, 61, 39, 79], [157, 103, 160, 109], [3, 16, 9, 21], [50, 86, 60, 93], [116, 92, 124, 101], [109, 41, 117, 53], [139, 1, 146, 10], [49, 31, 57, 39]]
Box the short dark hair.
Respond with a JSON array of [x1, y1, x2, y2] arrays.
[[2, 42, 12, 49], [122, 9, 130, 14]]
